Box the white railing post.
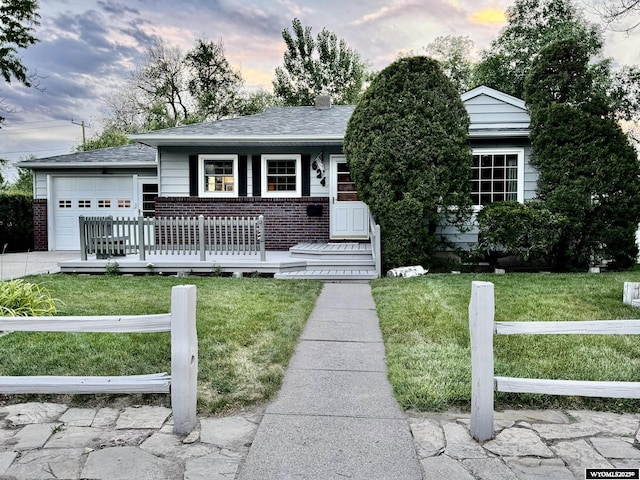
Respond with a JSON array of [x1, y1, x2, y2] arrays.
[[79, 216, 88, 261], [258, 215, 266, 261], [470, 281, 495, 442], [170, 285, 198, 435], [198, 215, 206, 261], [138, 216, 146, 261]]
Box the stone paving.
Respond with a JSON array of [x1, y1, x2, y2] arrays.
[[0, 402, 261, 480], [409, 409, 640, 480], [2, 402, 640, 479]]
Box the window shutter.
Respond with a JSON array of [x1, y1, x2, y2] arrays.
[[188, 154, 198, 197], [252, 155, 261, 197], [238, 155, 248, 197], [302, 154, 311, 197]]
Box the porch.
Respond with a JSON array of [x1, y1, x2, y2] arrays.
[[62, 215, 381, 281]]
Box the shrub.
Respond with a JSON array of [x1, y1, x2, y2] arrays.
[[476, 201, 568, 266], [344, 56, 472, 270], [0, 279, 58, 316], [0, 193, 33, 252]]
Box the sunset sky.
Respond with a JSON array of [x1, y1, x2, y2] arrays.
[[1, 0, 638, 172]]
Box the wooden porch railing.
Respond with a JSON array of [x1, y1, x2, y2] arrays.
[[80, 215, 266, 261], [369, 213, 382, 278]]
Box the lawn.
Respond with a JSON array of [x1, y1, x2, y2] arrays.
[[0, 275, 322, 414], [372, 272, 640, 413]]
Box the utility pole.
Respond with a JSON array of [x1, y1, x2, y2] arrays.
[[71, 119, 86, 149]]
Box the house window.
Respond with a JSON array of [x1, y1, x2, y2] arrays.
[[98, 200, 111, 208], [78, 200, 91, 208], [262, 154, 301, 197], [118, 199, 131, 208], [58, 200, 72, 209], [199, 154, 238, 197], [471, 149, 524, 206]]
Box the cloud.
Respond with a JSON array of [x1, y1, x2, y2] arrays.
[[469, 8, 506, 25]]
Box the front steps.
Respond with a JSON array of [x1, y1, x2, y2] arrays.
[[274, 242, 379, 281]]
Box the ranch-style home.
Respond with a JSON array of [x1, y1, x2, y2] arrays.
[[19, 86, 533, 279]]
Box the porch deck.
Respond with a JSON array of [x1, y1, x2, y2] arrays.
[[59, 242, 380, 281]]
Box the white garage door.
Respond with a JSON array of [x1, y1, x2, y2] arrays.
[[52, 176, 137, 250]]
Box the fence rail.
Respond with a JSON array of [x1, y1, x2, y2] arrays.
[[469, 281, 640, 442], [0, 285, 198, 435], [80, 215, 266, 262]]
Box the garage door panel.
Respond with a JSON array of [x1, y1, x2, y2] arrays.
[[52, 176, 136, 250]]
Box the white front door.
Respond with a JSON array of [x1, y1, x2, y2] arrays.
[[330, 155, 369, 240]]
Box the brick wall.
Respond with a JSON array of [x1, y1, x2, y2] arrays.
[[155, 197, 330, 250], [33, 199, 47, 251]]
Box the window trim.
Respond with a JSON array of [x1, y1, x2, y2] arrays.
[[471, 148, 525, 209], [261, 154, 302, 198], [198, 154, 239, 198]]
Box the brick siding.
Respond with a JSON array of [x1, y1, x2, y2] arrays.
[[155, 197, 330, 250], [33, 199, 48, 251]]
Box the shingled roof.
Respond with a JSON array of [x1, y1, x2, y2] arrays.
[[19, 143, 156, 168], [130, 105, 355, 147]]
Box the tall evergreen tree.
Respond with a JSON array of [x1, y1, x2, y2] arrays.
[[344, 56, 472, 270], [524, 37, 640, 268]]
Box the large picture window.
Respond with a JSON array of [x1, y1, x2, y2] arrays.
[[199, 155, 238, 197], [262, 154, 301, 197], [471, 149, 524, 206]]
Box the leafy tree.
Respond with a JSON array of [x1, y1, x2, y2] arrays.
[[524, 37, 640, 269], [594, 0, 640, 31], [3, 165, 32, 195], [474, 0, 602, 99], [424, 36, 475, 93], [185, 38, 244, 121], [273, 18, 366, 106], [238, 89, 279, 116], [0, 0, 40, 125], [74, 127, 132, 152], [133, 38, 190, 127], [344, 56, 472, 270]]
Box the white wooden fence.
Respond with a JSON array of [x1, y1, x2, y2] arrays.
[[0, 285, 198, 435], [80, 215, 266, 262], [469, 281, 640, 442]]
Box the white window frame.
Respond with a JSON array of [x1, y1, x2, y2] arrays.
[[261, 154, 302, 198], [471, 148, 525, 209], [198, 154, 239, 197]]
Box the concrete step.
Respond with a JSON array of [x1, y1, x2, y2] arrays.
[[289, 242, 372, 260], [274, 269, 379, 281]]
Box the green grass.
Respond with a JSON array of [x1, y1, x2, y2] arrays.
[[372, 272, 640, 413], [0, 275, 322, 414]]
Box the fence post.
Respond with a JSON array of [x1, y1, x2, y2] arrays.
[[170, 285, 198, 435], [79, 216, 87, 261], [198, 215, 206, 261], [258, 215, 266, 261], [623, 282, 640, 306], [138, 216, 146, 261], [469, 281, 495, 442]]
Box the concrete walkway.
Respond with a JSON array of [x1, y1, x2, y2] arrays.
[[236, 282, 423, 480], [2, 281, 640, 479], [0, 251, 79, 280]]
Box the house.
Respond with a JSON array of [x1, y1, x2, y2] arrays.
[[20, 86, 533, 276]]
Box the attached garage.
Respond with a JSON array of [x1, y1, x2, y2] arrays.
[[18, 144, 158, 251], [51, 176, 138, 250]]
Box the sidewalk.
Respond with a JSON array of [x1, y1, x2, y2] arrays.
[[236, 282, 423, 480], [1, 282, 640, 479], [1, 251, 79, 280]]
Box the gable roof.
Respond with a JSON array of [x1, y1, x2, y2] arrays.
[[461, 86, 530, 138], [18, 143, 156, 169], [130, 105, 355, 147]]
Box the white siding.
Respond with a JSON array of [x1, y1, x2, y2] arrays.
[[160, 150, 189, 197], [465, 94, 530, 131], [34, 171, 48, 199]]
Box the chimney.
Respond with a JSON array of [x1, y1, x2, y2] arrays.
[[315, 95, 332, 110]]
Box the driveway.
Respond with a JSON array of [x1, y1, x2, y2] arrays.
[[1, 251, 80, 280]]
